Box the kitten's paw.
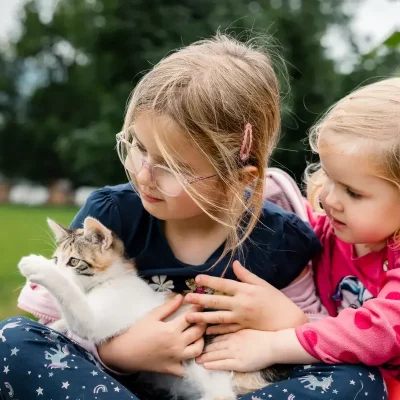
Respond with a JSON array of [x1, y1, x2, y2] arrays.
[[18, 254, 54, 283], [49, 319, 68, 334]]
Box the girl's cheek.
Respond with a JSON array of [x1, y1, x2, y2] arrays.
[[173, 193, 204, 213]]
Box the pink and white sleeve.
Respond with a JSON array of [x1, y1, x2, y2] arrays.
[[295, 268, 400, 367]]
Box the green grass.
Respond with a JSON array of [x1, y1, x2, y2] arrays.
[[0, 204, 78, 320]]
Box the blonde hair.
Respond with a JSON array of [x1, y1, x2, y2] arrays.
[[119, 33, 282, 266], [306, 77, 400, 242]]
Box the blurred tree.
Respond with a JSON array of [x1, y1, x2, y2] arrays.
[[0, 0, 398, 187], [340, 29, 400, 98]]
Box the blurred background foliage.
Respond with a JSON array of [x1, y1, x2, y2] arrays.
[[0, 0, 399, 187]]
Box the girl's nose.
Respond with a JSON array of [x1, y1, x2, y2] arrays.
[[136, 163, 152, 186], [324, 186, 344, 212]]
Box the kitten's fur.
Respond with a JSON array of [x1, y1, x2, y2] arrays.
[[18, 217, 287, 400]]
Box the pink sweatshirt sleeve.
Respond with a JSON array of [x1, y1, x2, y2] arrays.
[[281, 268, 328, 322], [295, 267, 400, 367]]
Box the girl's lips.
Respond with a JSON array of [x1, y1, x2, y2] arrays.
[[141, 192, 163, 203], [331, 217, 346, 230]]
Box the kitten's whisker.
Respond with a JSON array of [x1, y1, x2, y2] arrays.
[[13, 284, 26, 293], [37, 226, 57, 252]]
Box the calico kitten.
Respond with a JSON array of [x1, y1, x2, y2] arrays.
[[18, 217, 288, 400]]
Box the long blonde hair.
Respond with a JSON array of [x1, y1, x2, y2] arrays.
[[306, 77, 400, 241], [118, 33, 282, 265]]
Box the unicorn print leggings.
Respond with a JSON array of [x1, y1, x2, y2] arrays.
[[0, 317, 387, 400]]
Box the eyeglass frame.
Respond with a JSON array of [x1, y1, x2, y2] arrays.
[[116, 132, 217, 197]]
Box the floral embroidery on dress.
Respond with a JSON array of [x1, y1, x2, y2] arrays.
[[148, 275, 175, 292], [184, 278, 227, 295]]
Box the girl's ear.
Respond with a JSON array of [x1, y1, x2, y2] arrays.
[[240, 165, 259, 187]]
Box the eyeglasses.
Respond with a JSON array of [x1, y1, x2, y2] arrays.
[[116, 132, 217, 197]]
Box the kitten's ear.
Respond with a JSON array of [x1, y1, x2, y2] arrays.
[[47, 218, 71, 243], [83, 217, 113, 250]]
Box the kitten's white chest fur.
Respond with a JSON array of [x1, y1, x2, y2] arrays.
[[19, 254, 236, 400]]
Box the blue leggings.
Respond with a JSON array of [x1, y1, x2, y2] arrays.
[[0, 317, 387, 400]]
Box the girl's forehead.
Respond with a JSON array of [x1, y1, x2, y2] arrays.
[[319, 131, 383, 174], [133, 113, 186, 150], [319, 131, 360, 153], [319, 131, 377, 160], [132, 112, 212, 171]]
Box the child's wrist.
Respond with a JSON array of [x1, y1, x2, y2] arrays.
[[97, 340, 126, 372], [268, 330, 289, 365], [269, 329, 317, 365], [96, 342, 133, 375], [97, 336, 142, 373]]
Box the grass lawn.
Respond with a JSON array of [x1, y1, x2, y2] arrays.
[[0, 204, 78, 320]]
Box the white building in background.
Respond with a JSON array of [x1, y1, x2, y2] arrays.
[[9, 182, 49, 206]]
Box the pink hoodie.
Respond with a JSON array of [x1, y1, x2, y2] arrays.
[[296, 203, 400, 378]]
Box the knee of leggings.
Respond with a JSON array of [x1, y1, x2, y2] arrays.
[[0, 316, 42, 344], [0, 316, 35, 328]]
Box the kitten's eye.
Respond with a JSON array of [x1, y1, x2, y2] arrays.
[[80, 260, 91, 268], [68, 257, 80, 267]]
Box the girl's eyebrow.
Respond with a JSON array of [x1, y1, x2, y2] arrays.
[[130, 130, 193, 170], [322, 166, 364, 194]]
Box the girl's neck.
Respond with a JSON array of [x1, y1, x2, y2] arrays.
[[354, 241, 387, 258], [165, 212, 222, 234], [163, 213, 230, 265]]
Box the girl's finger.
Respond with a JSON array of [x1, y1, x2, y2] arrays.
[[203, 359, 237, 371], [186, 311, 234, 325], [182, 337, 205, 360], [194, 274, 244, 295], [206, 323, 241, 335], [232, 260, 270, 286], [149, 294, 184, 321], [184, 293, 233, 310], [182, 323, 206, 346], [211, 333, 232, 343], [196, 349, 231, 364], [173, 305, 203, 331], [203, 340, 228, 353]]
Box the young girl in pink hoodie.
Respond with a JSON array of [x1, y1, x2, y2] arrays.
[[188, 78, 400, 397]]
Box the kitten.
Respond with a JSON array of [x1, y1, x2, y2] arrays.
[[18, 217, 288, 400]]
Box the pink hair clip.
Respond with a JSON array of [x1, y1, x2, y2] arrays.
[[240, 123, 253, 161]]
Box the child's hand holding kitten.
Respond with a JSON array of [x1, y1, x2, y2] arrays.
[[98, 294, 206, 376], [185, 261, 308, 335]]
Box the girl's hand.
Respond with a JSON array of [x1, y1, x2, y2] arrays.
[[185, 261, 307, 335], [197, 329, 275, 372], [98, 294, 206, 376], [197, 328, 318, 372]]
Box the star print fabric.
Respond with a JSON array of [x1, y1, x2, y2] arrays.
[[0, 317, 143, 400], [238, 363, 387, 400], [0, 317, 387, 400]]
